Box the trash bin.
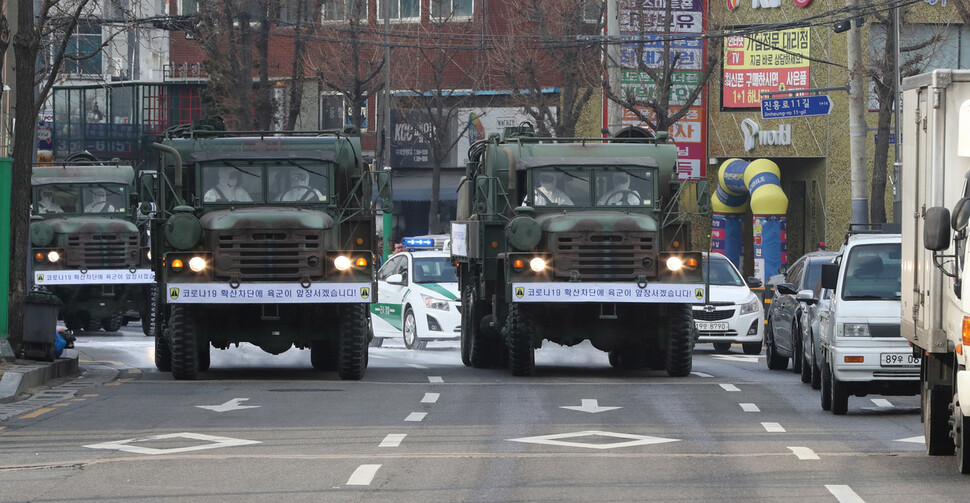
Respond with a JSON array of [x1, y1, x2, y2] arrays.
[[23, 291, 62, 362]]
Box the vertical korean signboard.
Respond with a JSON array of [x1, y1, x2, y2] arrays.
[[722, 28, 811, 109], [613, 0, 707, 180]]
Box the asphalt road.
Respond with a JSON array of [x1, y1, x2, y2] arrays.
[[0, 325, 967, 502]]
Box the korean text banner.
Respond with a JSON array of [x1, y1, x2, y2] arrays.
[[722, 28, 811, 109]]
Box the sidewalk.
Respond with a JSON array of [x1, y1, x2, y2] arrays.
[[0, 351, 80, 404]]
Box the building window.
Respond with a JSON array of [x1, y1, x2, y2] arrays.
[[378, 0, 420, 21], [61, 21, 102, 75], [172, 0, 198, 16], [431, 0, 473, 20], [323, 0, 368, 22]]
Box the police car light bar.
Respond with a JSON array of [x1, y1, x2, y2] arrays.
[[402, 237, 436, 248]]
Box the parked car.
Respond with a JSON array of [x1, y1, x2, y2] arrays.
[[371, 248, 461, 349], [817, 228, 916, 415], [693, 253, 764, 354], [765, 251, 837, 379]]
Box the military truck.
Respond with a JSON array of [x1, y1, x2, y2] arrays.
[[149, 123, 389, 380], [30, 156, 154, 334], [452, 125, 708, 376]]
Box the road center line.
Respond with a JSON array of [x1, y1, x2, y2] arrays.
[[739, 403, 760, 412], [19, 408, 54, 419], [421, 393, 440, 404], [719, 384, 740, 392], [407, 364, 429, 370], [825, 485, 865, 503], [405, 412, 427, 422], [428, 376, 443, 383], [379, 434, 407, 447], [346, 464, 381, 486], [870, 398, 893, 408], [762, 422, 786, 433], [788, 446, 820, 460]]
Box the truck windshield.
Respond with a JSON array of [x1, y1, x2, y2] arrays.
[[841, 243, 901, 300], [202, 164, 330, 205], [594, 168, 654, 207], [34, 184, 128, 215], [413, 257, 458, 284]]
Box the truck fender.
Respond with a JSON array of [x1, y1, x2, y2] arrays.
[[958, 370, 970, 417]]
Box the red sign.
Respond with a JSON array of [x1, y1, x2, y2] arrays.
[[793, 0, 812, 6]]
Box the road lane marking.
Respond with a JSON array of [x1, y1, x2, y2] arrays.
[[196, 398, 261, 413], [691, 371, 714, 378], [762, 422, 786, 433], [379, 434, 407, 447], [712, 355, 761, 363], [740, 403, 760, 412], [19, 408, 54, 419], [509, 430, 680, 450], [347, 464, 381, 486], [407, 364, 429, 370], [788, 446, 820, 460], [870, 398, 893, 408], [82, 394, 98, 398], [84, 432, 261, 455], [0, 426, 5, 432], [826, 485, 865, 503], [405, 412, 427, 422], [561, 399, 622, 413], [896, 436, 924, 444], [53, 403, 71, 407], [421, 393, 440, 404], [719, 384, 740, 392], [428, 376, 443, 383]]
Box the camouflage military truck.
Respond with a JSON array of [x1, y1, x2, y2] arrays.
[[30, 157, 154, 334], [452, 125, 708, 376], [149, 123, 389, 380]]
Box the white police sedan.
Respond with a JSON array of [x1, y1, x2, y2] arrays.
[[693, 253, 765, 355], [370, 249, 461, 349]]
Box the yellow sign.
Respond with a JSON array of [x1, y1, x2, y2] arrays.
[[360, 287, 370, 299], [169, 288, 180, 300], [515, 287, 525, 299], [695, 288, 704, 300]]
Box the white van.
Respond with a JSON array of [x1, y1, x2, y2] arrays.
[[817, 227, 917, 414]]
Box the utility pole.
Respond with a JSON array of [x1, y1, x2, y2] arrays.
[[380, 0, 392, 261], [847, 0, 868, 225]]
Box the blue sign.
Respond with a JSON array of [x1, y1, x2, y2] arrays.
[[402, 237, 435, 248], [761, 95, 832, 119], [874, 133, 897, 145]]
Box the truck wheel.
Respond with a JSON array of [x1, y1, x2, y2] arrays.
[[820, 357, 832, 411], [925, 384, 956, 455], [64, 315, 82, 332], [741, 342, 761, 355], [765, 326, 788, 370], [507, 304, 535, 376], [311, 341, 338, 371], [198, 343, 211, 372], [337, 304, 368, 380], [954, 395, 970, 474], [402, 308, 421, 350], [791, 324, 802, 374], [154, 333, 171, 372], [101, 312, 124, 332], [831, 364, 849, 415], [713, 342, 732, 353], [170, 305, 199, 380], [665, 305, 693, 377], [369, 337, 384, 348], [84, 316, 102, 332]]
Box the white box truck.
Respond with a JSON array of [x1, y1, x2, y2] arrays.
[[901, 69, 970, 474]]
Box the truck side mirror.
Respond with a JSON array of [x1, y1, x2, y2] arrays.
[[924, 206, 951, 251], [951, 197, 970, 232], [139, 173, 156, 203], [821, 263, 839, 289], [694, 180, 710, 216], [375, 169, 392, 204]]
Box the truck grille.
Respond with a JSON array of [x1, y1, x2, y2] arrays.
[[553, 232, 656, 281], [213, 230, 322, 281], [66, 232, 139, 268]]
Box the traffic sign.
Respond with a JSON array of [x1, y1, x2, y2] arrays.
[[761, 95, 832, 119]]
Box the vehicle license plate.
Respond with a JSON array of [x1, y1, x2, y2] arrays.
[[880, 353, 920, 366], [695, 322, 729, 331]]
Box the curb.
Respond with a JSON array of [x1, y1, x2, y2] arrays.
[[0, 351, 80, 404]]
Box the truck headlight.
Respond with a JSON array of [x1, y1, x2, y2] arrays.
[[839, 323, 870, 337], [334, 255, 351, 271], [666, 256, 683, 271], [740, 298, 761, 315], [529, 257, 546, 272], [421, 294, 450, 311], [188, 256, 206, 273], [47, 251, 61, 263]]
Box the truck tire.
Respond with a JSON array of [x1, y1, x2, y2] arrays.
[[954, 394, 970, 474], [84, 316, 102, 332], [665, 305, 693, 377], [925, 384, 956, 455], [64, 315, 82, 332], [311, 341, 338, 371], [337, 304, 368, 380], [403, 308, 421, 350], [507, 304, 535, 376], [609, 346, 644, 369], [198, 343, 211, 372], [154, 333, 171, 372], [831, 364, 849, 415], [820, 356, 832, 411], [101, 312, 124, 332], [170, 305, 199, 380], [369, 337, 384, 348]]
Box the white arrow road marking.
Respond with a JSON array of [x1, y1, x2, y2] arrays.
[[762, 422, 786, 433], [421, 393, 440, 404], [379, 434, 406, 447], [407, 363, 429, 370], [405, 412, 427, 422], [788, 446, 820, 460], [560, 399, 622, 414], [712, 354, 762, 363], [826, 485, 865, 503], [870, 398, 893, 408], [195, 398, 260, 413], [720, 384, 740, 392], [896, 436, 925, 444], [509, 430, 679, 450], [85, 432, 261, 455], [428, 376, 443, 383], [347, 464, 381, 486], [691, 371, 714, 378], [740, 403, 760, 412]]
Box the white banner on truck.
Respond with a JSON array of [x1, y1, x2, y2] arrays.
[[34, 269, 155, 285], [166, 282, 373, 304], [511, 282, 706, 303]]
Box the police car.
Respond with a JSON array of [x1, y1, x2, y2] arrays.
[[370, 237, 461, 349]]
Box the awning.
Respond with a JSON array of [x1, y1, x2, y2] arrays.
[[392, 172, 464, 202]]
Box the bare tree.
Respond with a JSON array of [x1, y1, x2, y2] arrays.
[[495, 0, 603, 137], [284, 0, 323, 130]]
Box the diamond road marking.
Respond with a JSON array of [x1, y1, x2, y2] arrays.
[[84, 432, 261, 455], [712, 355, 762, 363], [508, 430, 679, 450]]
